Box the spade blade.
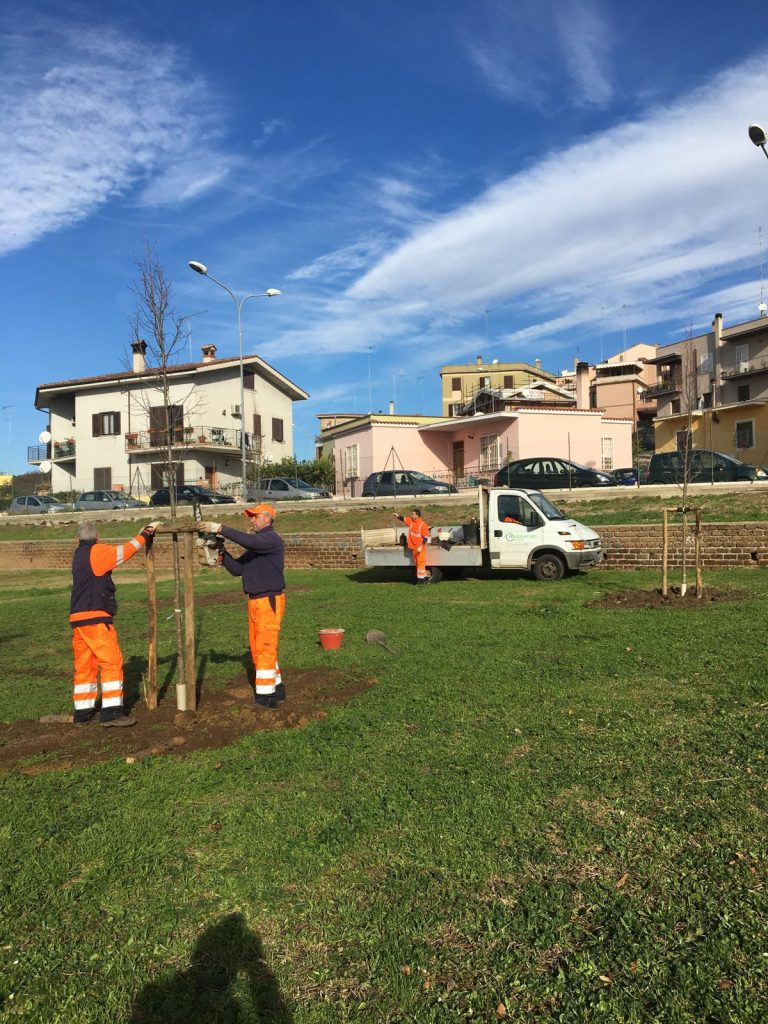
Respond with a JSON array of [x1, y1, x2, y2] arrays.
[[366, 629, 396, 653]]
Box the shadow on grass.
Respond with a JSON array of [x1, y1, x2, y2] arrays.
[[127, 912, 292, 1023]]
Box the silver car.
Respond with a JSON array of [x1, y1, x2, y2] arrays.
[[249, 477, 332, 501], [8, 495, 71, 514], [74, 490, 148, 511]]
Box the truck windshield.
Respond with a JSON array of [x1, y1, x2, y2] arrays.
[[528, 492, 567, 520]]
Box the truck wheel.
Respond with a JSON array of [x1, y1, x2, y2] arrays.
[[426, 566, 443, 584], [532, 553, 565, 582]]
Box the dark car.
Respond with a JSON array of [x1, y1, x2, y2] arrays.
[[149, 485, 235, 506], [494, 458, 616, 489], [645, 450, 768, 484], [612, 467, 640, 486], [74, 490, 148, 510], [361, 470, 458, 497]]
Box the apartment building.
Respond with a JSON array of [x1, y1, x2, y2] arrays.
[[30, 342, 308, 497], [439, 356, 556, 416], [647, 311, 768, 462]]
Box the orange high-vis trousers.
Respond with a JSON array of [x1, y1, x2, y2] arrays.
[[412, 544, 428, 580], [248, 593, 286, 695], [72, 623, 125, 713]]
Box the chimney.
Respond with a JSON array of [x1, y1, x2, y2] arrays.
[[535, 358, 541, 370], [575, 360, 590, 410], [713, 312, 723, 347], [389, 400, 395, 414], [201, 344, 217, 363], [476, 355, 483, 366], [131, 339, 147, 373]]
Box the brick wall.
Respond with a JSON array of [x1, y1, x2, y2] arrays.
[[1, 524, 767, 571]]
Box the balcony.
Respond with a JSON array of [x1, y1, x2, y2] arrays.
[[125, 426, 258, 453], [52, 439, 76, 460], [27, 444, 50, 465], [644, 374, 682, 398], [720, 362, 768, 381]]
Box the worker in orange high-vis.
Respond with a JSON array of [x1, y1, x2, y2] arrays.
[[394, 507, 432, 584], [199, 504, 286, 709], [70, 519, 160, 726]]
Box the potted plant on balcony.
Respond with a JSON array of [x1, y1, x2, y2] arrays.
[[125, 432, 139, 448]]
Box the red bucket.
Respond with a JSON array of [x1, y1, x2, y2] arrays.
[[318, 628, 345, 650]]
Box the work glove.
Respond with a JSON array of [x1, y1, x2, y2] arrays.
[[140, 521, 162, 539], [198, 521, 222, 534]]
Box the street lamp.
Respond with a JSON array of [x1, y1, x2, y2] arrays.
[[188, 261, 281, 501], [748, 124, 768, 161]]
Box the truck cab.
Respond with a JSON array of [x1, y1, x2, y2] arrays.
[[485, 488, 602, 580]]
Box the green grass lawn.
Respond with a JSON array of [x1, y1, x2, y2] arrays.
[[1, 565, 767, 1022]]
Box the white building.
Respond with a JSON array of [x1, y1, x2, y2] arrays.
[[32, 342, 308, 497]]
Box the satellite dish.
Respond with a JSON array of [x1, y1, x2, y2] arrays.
[[39, 430, 52, 443], [40, 461, 52, 473]]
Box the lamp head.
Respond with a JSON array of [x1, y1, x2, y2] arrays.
[[748, 124, 767, 147], [265, 288, 282, 297], [188, 261, 208, 275]]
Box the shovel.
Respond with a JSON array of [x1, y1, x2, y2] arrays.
[[366, 628, 397, 654]]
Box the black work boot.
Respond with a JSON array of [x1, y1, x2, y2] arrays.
[[253, 693, 278, 710], [274, 682, 286, 703], [100, 711, 137, 728], [73, 710, 96, 726]]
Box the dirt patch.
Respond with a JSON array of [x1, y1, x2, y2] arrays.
[[0, 668, 375, 774], [587, 586, 747, 610]]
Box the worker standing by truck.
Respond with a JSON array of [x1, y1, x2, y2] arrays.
[[393, 507, 432, 584]]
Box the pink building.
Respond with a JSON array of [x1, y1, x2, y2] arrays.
[[320, 404, 633, 495]]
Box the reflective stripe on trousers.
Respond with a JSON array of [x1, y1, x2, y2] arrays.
[[413, 546, 428, 579], [72, 623, 125, 710], [248, 593, 286, 694]]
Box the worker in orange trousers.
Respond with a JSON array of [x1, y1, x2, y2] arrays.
[[394, 507, 432, 583]]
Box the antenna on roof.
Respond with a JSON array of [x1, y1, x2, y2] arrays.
[[757, 225, 765, 314]]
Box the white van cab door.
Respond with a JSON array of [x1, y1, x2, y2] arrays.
[[490, 492, 545, 568]]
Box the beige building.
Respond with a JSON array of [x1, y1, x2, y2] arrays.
[[31, 342, 308, 498], [647, 311, 768, 462], [590, 343, 659, 453], [440, 356, 555, 416]]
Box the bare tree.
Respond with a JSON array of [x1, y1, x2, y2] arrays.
[[128, 243, 198, 696]]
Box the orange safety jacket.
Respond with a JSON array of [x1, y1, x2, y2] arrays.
[[69, 533, 148, 628], [404, 516, 429, 551]]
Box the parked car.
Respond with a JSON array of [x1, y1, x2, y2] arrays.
[[249, 477, 332, 501], [8, 495, 71, 515], [149, 485, 235, 506], [494, 458, 616, 489], [74, 490, 148, 510], [645, 450, 768, 484], [612, 467, 640, 486], [361, 471, 458, 497]]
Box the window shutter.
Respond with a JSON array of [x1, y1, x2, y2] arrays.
[[92, 413, 102, 437], [114, 411, 121, 435], [272, 418, 284, 442]]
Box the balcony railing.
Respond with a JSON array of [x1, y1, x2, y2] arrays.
[[125, 426, 259, 452], [721, 362, 768, 380], [644, 375, 682, 398], [52, 440, 76, 459], [27, 444, 50, 465]]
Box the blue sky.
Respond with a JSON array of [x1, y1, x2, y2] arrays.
[[3, 0, 768, 473]]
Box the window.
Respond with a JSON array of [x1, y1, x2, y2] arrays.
[[92, 411, 121, 437], [451, 377, 461, 391], [737, 344, 749, 371], [701, 392, 712, 408], [503, 375, 514, 389], [253, 414, 262, 439], [149, 405, 184, 444], [699, 352, 714, 374], [479, 434, 501, 471], [244, 369, 255, 391], [272, 418, 284, 443], [600, 437, 614, 471], [151, 463, 183, 489], [735, 420, 754, 449], [342, 444, 359, 478], [449, 403, 463, 416], [737, 384, 750, 402], [270, 479, 290, 491], [94, 467, 112, 490], [676, 430, 692, 453], [671, 399, 681, 414], [480, 376, 490, 389]]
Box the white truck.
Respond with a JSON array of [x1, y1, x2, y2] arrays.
[[362, 487, 602, 582]]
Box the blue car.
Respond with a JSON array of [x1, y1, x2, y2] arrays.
[[612, 467, 639, 486]]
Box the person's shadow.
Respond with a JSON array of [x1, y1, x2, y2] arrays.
[[128, 912, 293, 1023]]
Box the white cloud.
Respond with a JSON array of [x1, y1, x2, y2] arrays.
[[554, 0, 614, 107], [287, 237, 389, 281], [0, 23, 230, 255]]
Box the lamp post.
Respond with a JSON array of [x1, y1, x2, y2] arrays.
[[748, 124, 768, 161], [188, 261, 281, 501]]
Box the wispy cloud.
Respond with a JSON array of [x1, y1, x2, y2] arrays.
[[465, 0, 614, 110], [0, 21, 234, 255], [269, 56, 768, 373], [287, 236, 389, 281]]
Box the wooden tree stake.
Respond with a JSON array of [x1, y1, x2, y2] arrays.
[[145, 539, 158, 710], [182, 531, 197, 712], [662, 509, 669, 597]]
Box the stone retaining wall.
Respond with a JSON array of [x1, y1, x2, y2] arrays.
[[1, 523, 767, 571]]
